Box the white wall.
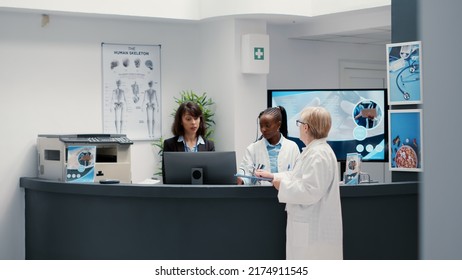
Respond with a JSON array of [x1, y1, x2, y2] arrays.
[[268, 25, 386, 89], [198, 19, 238, 151], [0, 10, 386, 259], [0, 11, 205, 259], [232, 20, 269, 163]]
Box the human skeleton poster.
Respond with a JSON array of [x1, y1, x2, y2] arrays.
[[102, 43, 161, 140]]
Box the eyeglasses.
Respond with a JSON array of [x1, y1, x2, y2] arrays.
[[296, 120, 308, 127]]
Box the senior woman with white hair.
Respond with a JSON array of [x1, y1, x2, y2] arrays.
[[256, 106, 343, 260]]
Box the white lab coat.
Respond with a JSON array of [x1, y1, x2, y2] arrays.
[[239, 136, 300, 185], [275, 138, 343, 260]]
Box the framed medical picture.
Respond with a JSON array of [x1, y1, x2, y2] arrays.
[[388, 109, 423, 172], [101, 43, 162, 141], [386, 41, 422, 105]]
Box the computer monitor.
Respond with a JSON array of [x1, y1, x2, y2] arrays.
[[163, 151, 237, 185]]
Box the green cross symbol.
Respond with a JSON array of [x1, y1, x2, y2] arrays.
[[254, 47, 264, 60]]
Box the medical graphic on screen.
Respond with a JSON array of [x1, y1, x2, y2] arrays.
[[269, 89, 387, 161]]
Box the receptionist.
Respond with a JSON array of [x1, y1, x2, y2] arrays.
[[163, 101, 215, 152]]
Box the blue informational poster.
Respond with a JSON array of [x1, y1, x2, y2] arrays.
[[388, 109, 423, 172], [387, 41, 422, 105], [66, 146, 97, 182]]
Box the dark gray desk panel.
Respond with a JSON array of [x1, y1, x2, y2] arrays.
[[21, 177, 286, 260], [340, 182, 419, 260], [20, 177, 419, 260]]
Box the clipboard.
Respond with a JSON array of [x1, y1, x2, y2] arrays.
[[234, 174, 273, 182]]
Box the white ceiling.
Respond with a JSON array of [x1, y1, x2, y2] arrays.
[[0, 0, 391, 45], [294, 27, 391, 45], [263, 5, 392, 45]]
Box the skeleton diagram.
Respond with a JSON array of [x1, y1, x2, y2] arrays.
[[131, 81, 140, 103], [110, 79, 127, 133], [142, 80, 159, 138]]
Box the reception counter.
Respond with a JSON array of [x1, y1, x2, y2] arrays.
[[20, 177, 418, 260]]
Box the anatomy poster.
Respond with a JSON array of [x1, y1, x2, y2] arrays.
[[388, 109, 423, 172], [386, 41, 422, 105], [102, 43, 161, 140]]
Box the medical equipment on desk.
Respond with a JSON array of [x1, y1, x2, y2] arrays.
[[37, 134, 133, 183]]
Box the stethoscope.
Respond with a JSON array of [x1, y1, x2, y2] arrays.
[[395, 61, 420, 100], [391, 45, 420, 101]]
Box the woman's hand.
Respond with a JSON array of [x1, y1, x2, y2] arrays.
[[236, 177, 244, 185], [254, 169, 273, 180], [272, 178, 281, 190], [254, 169, 281, 190]]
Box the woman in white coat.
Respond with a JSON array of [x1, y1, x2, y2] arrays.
[[237, 106, 300, 185], [256, 106, 343, 260]]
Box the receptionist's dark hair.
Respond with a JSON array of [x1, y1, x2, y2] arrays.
[[171, 101, 207, 137]]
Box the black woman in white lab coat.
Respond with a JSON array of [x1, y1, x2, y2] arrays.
[[256, 107, 343, 260], [237, 106, 300, 186]]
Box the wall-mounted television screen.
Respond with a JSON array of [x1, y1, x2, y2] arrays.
[[268, 89, 388, 162]]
